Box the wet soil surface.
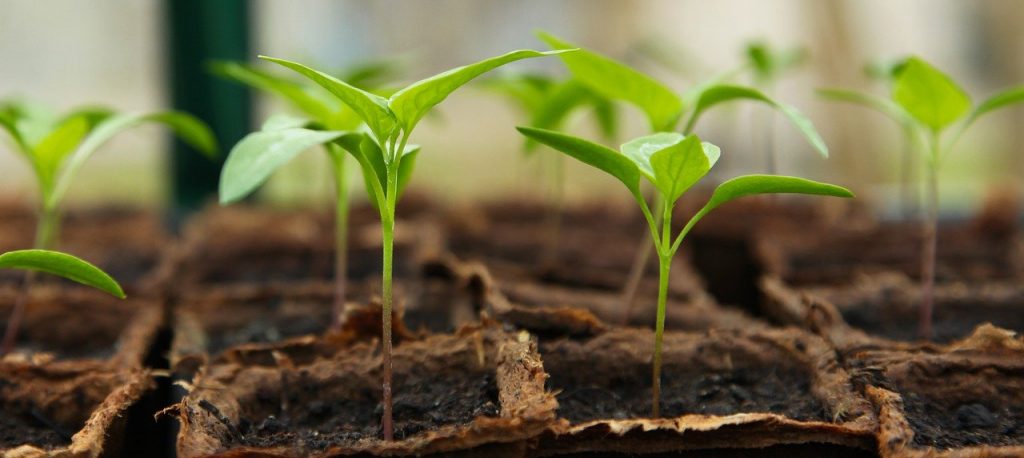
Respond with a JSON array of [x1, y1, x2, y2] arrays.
[[841, 301, 1024, 344], [542, 342, 826, 423], [235, 369, 499, 450], [902, 393, 1024, 448], [0, 409, 70, 449], [0, 293, 130, 361]]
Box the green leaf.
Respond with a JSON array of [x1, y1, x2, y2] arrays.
[[816, 88, 913, 127], [892, 57, 970, 133], [525, 79, 599, 152], [620, 132, 684, 181], [47, 111, 217, 209], [650, 135, 719, 203], [0, 249, 124, 298], [389, 49, 570, 133], [539, 32, 683, 132], [340, 136, 418, 210], [260, 113, 313, 131], [517, 126, 641, 197], [963, 85, 1024, 129], [703, 175, 854, 213], [219, 128, 354, 204], [211, 61, 337, 123], [685, 84, 828, 158], [261, 55, 396, 142], [0, 111, 28, 157], [32, 115, 91, 189]]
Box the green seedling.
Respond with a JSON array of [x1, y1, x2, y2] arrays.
[[0, 249, 125, 354], [215, 60, 402, 330], [518, 127, 853, 416], [223, 48, 569, 440], [743, 40, 808, 173], [822, 57, 1024, 339], [537, 32, 829, 321], [0, 100, 215, 353], [482, 72, 618, 260]]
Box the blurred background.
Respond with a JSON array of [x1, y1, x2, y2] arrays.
[[1, 0, 1021, 217]]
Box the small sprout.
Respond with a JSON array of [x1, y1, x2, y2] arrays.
[[518, 126, 853, 416], [0, 100, 215, 350], [261, 48, 570, 440], [0, 249, 125, 354], [821, 56, 1024, 339]]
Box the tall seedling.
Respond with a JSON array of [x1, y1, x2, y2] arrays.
[[518, 127, 852, 415], [0, 101, 215, 354], [537, 33, 829, 320], [828, 57, 1024, 339], [215, 60, 401, 330], [229, 49, 570, 440], [482, 73, 618, 261]]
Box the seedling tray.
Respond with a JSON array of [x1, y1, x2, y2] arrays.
[[174, 325, 556, 457], [532, 327, 877, 455]]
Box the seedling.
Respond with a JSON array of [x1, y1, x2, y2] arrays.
[[0, 100, 215, 352], [518, 127, 852, 416], [821, 57, 1024, 339], [227, 48, 569, 440], [0, 249, 125, 354], [215, 60, 401, 330], [482, 73, 618, 260], [743, 41, 808, 173], [537, 33, 829, 320]]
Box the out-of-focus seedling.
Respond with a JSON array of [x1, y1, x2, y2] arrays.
[[518, 126, 853, 417], [743, 40, 809, 173]]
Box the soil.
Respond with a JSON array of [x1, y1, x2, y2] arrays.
[[807, 275, 1024, 343], [540, 329, 828, 424], [236, 369, 499, 449], [0, 409, 70, 449], [0, 287, 137, 361], [901, 392, 1024, 448]]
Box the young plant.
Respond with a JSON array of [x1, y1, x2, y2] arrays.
[[224, 48, 569, 440], [844, 57, 1023, 339], [0, 249, 125, 354], [215, 60, 401, 330], [518, 127, 853, 416], [0, 100, 215, 352], [743, 41, 808, 173], [536, 33, 829, 320], [481, 73, 618, 260]]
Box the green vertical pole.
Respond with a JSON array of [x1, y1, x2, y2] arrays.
[[165, 0, 252, 216]]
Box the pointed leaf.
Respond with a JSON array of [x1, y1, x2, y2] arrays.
[[893, 57, 970, 133], [620, 132, 684, 181], [33, 115, 91, 189], [261, 56, 396, 142], [0, 249, 124, 298], [704, 175, 853, 213], [540, 32, 683, 132], [650, 135, 719, 203], [48, 111, 217, 209], [211, 61, 337, 123], [963, 85, 1024, 129], [220, 128, 353, 204], [396, 145, 420, 198], [517, 126, 641, 197], [389, 49, 570, 133], [686, 84, 828, 157], [525, 79, 598, 152]]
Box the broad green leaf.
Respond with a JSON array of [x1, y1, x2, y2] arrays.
[[389, 49, 570, 133], [703, 175, 854, 213], [261, 113, 313, 131], [525, 79, 598, 152], [219, 128, 353, 204], [620, 132, 684, 181], [893, 57, 970, 133], [962, 85, 1024, 129], [591, 95, 619, 140], [685, 84, 828, 157], [517, 126, 641, 197], [261, 56, 396, 142], [48, 111, 217, 209], [396, 146, 420, 198], [650, 135, 719, 203], [539, 32, 683, 132], [0, 249, 124, 298], [816, 88, 913, 127], [0, 111, 28, 156], [211, 61, 337, 123]]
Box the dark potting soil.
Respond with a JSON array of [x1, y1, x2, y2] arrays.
[[205, 315, 326, 357], [543, 344, 826, 423], [902, 392, 1024, 448], [0, 408, 70, 449], [234, 368, 500, 450]]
